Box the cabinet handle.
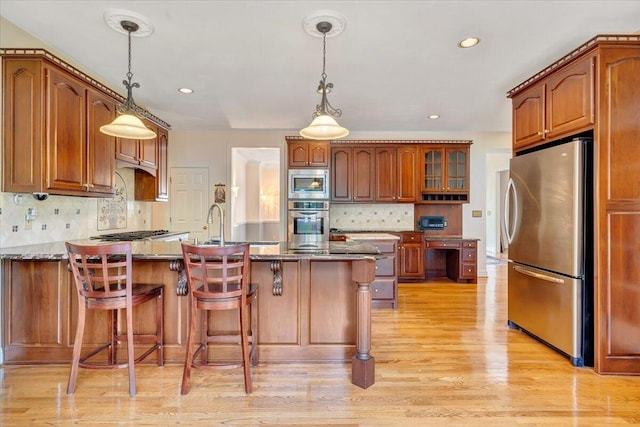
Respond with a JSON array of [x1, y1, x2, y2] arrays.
[[537, 131, 544, 136], [544, 129, 550, 134]]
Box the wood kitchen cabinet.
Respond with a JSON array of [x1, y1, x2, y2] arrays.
[[507, 35, 640, 374], [287, 140, 329, 168], [330, 145, 375, 202], [134, 126, 169, 201], [511, 53, 595, 152], [420, 144, 470, 203], [2, 55, 116, 196], [115, 119, 158, 173], [374, 146, 418, 202], [398, 232, 425, 281], [2, 49, 170, 198], [396, 146, 418, 202], [374, 146, 396, 202], [331, 145, 352, 201], [331, 143, 416, 203]]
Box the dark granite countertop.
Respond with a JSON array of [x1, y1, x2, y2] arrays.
[[330, 230, 479, 241], [0, 240, 381, 261]]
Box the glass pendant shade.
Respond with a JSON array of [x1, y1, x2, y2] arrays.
[[100, 113, 156, 140], [300, 114, 349, 140]]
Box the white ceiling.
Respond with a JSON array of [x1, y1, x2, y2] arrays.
[[2, 1, 639, 136]]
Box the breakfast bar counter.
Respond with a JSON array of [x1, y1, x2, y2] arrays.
[[1, 240, 378, 388]]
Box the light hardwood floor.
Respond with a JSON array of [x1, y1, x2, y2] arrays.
[[2, 263, 639, 426]]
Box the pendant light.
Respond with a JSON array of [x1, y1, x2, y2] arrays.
[[100, 20, 156, 140], [300, 21, 349, 140]]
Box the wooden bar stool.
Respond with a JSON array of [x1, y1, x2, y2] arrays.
[[65, 241, 164, 396], [180, 242, 258, 394]]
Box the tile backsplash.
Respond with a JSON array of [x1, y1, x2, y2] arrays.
[[0, 168, 152, 248], [330, 203, 415, 231]]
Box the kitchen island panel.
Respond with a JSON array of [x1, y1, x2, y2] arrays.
[[2, 260, 69, 362], [253, 260, 300, 345], [309, 261, 356, 345]]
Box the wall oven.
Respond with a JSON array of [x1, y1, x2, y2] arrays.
[[288, 169, 329, 200], [287, 200, 330, 249]]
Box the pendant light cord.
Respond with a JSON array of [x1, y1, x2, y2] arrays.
[[127, 27, 133, 82], [321, 31, 327, 82]]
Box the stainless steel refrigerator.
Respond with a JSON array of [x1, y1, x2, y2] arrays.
[[505, 137, 593, 366]]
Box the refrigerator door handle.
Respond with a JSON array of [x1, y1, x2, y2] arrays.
[[513, 265, 566, 284], [505, 178, 517, 244]]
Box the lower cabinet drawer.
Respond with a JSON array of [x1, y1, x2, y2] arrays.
[[375, 256, 396, 276], [462, 248, 476, 262], [371, 241, 397, 253], [371, 279, 395, 299], [426, 240, 461, 249], [461, 263, 476, 278]]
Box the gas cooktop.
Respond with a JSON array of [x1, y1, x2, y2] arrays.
[[90, 230, 170, 241]]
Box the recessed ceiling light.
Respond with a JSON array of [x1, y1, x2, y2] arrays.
[[458, 37, 480, 48], [428, 114, 440, 119], [178, 87, 193, 94]]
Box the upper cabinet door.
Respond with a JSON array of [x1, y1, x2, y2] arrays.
[[352, 147, 375, 202], [421, 147, 444, 192], [139, 130, 158, 170], [156, 127, 169, 200], [45, 66, 87, 193], [396, 146, 417, 202], [331, 146, 353, 201], [446, 148, 468, 192], [307, 142, 329, 167], [2, 58, 44, 193], [545, 54, 595, 139], [512, 84, 545, 150], [288, 141, 329, 168], [375, 146, 397, 202], [86, 89, 115, 195], [511, 53, 595, 152]]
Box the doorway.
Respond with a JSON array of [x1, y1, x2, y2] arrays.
[[230, 148, 280, 242], [485, 151, 511, 259]]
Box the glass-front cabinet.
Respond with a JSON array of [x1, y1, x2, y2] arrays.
[[420, 144, 470, 203]]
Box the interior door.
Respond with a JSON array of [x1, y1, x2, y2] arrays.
[[170, 167, 209, 241]]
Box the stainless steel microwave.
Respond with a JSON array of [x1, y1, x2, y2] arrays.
[[288, 169, 330, 200]]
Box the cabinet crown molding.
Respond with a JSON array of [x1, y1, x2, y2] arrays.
[[507, 34, 640, 97], [329, 139, 473, 145], [1, 48, 171, 130]]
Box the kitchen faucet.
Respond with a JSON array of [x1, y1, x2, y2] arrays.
[[206, 203, 225, 246]]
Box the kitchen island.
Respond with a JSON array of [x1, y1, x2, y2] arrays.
[[1, 240, 378, 388]]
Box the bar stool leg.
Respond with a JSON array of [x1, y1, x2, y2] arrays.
[[181, 298, 197, 395], [157, 288, 165, 366], [240, 303, 252, 393], [126, 305, 136, 397], [67, 301, 86, 394]]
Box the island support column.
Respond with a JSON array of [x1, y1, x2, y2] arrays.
[[351, 257, 376, 389]]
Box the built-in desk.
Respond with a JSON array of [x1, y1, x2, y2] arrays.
[[424, 237, 478, 283]]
